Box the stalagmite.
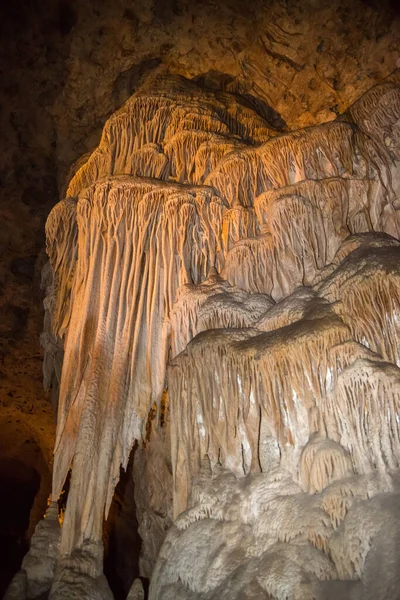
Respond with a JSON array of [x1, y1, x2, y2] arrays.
[[126, 579, 145, 600], [23, 72, 400, 600], [133, 418, 173, 579], [5, 502, 61, 600]]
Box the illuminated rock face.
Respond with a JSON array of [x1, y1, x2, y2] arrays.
[[41, 74, 400, 598]]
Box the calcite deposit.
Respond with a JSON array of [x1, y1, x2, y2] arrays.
[[6, 67, 400, 600]]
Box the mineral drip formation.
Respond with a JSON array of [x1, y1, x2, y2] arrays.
[[12, 73, 400, 599]]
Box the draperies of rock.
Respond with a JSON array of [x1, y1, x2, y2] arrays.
[[28, 74, 400, 600], [168, 237, 400, 517], [49, 176, 231, 556], [66, 74, 279, 198]]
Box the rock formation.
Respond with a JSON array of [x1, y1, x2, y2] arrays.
[[5, 65, 400, 599], [1, 0, 400, 594]]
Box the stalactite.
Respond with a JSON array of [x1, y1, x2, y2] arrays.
[[40, 261, 64, 411], [164, 130, 245, 184], [44, 197, 78, 338], [299, 435, 353, 494], [254, 177, 386, 258], [328, 358, 400, 474], [317, 242, 400, 365], [128, 143, 170, 180], [222, 180, 398, 301], [346, 82, 400, 162], [169, 269, 273, 357], [169, 308, 353, 516], [221, 202, 260, 254], [66, 74, 279, 197], [49, 176, 234, 557], [205, 121, 378, 207], [222, 234, 277, 295]]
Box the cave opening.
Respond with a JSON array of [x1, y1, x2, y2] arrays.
[[103, 447, 147, 600], [0, 458, 41, 597]]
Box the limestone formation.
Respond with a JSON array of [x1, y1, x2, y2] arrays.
[[126, 579, 145, 600], [5, 502, 61, 600], [11, 71, 400, 600]]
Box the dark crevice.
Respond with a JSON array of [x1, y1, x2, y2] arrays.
[[103, 446, 146, 600], [0, 458, 41, 597], [57, 468, 71, 520], [58, 0, 77, 36]]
